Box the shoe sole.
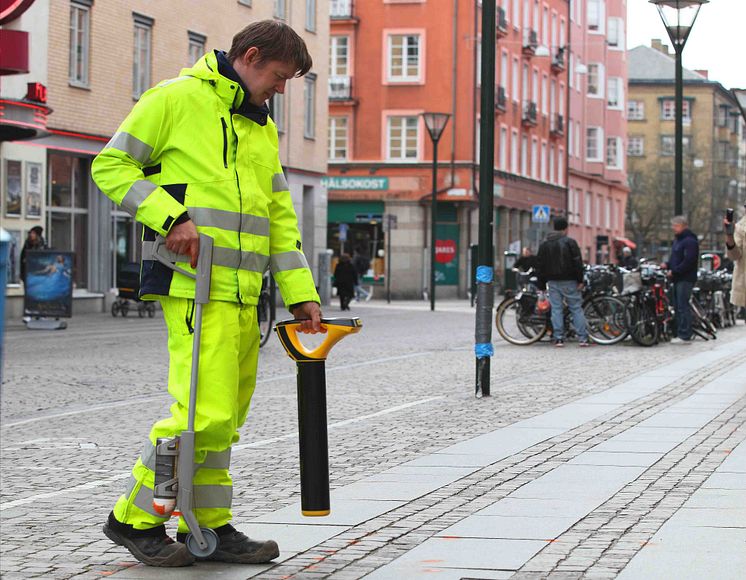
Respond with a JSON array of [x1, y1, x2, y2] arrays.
[[103, 522, 195, 567], [206, 540, 280, 564]]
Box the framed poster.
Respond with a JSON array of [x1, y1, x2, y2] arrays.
[[5, 160, 22, 217], [6, 229, 22, 284], [23, 251, 74, 318], [25, 162, 42, 218]]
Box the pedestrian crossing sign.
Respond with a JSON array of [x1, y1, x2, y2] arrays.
[[532, 205, 550, 224]]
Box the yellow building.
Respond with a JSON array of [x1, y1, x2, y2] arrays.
[[626, 41, 746, 257]]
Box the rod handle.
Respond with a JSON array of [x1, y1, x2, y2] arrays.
[[275, 317, 362, 362]]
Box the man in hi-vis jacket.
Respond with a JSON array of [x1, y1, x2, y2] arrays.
[[93, 21, 324, 567]]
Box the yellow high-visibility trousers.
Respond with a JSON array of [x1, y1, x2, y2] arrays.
[[113, 296, 260, 531]]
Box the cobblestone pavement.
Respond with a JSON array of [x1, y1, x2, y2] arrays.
[[1, 299, 745, 579]]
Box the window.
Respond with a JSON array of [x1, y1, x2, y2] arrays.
[[531, 138, 538, 178], [607, 77, 623, 109], [511, 129, 519, 173], [627, 100, 645, 120], [523, 63, 530, 102], [271, 93, 285, 132], [501, 50, 508, 96], [661, 99, 691, 122], [542, 6, 549, 46], [387, 34, 421, 82], [587, 63, 604, 97], [304, 74, 316, 139], [585, 192, 592, 226], [607, 17, 624, 49], [476, 38, 481, 86], [605, 198, 611, 228], [587, 0, 604, 32], [586, 127, 603, 161], [306, 0, 316, 32], [661, 135, 691, 156], [328, 117, 348, 160], [512, 57, 519, 102], [188, 31, 206, 66], [541, 141, 547, 181], [387, 116, 419, 160], [499, 127, 508, 170], [557, 148, 564, 185], [549, 143, 555, 183], [274, 0, 286, 19], [575, 121, 581, 158], [532, 69, 538, 104], [568, 117, 573, 157], [132, 14, 153, 99], [606, 136, 622, 168], [550, 79, 556, 117], [513, 0, 520, 27], [628, 136, 644, 156], [69, 1, 91, 86], [541, 74, 548, 115], [330, 36, 349, 75], [521, 135, 528, 176]]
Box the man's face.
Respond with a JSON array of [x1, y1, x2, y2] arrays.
[[672, 222, 686, 236], [238, 49, 297, 107], [29, 231, 38, 242]]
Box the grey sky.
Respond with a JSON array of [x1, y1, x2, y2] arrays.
[[627, 0, 746, 89]]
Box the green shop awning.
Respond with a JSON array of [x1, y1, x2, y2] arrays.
[[328, 201, 385, 224]]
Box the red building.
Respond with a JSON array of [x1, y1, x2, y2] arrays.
[[328, 0, 569, 298]]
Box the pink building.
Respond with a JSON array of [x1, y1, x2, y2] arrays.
[[566, 0, 629, 263]]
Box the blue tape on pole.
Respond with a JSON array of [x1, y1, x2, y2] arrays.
[[476, 266, 493, 283], [475, 342, 494, 357]]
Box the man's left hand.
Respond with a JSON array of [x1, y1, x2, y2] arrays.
[[291, 302, 325, 334]]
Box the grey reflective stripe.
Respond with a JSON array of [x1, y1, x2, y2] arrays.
[[271, 251, 309, 273], [121, 180, 158, 217], [200, 449, 232, 470], [141, 442, 156, 471], [272, 173, 289, 193], [142, 241, 268, 273], [106, 131, 153, 165], [194, 484, 233, 509], [158, 75, 193, 87], [188, 207, 270, 237], [125, 477, 166, 518]]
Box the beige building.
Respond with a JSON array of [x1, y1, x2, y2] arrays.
[[626, 41, 746, 257], [1, 0, 328, 314]]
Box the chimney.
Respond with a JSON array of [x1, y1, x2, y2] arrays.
[[695, 69, 709, 79], [651, 38, 670, 55]]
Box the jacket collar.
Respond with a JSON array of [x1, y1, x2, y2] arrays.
[[181, 51, 269, 125]]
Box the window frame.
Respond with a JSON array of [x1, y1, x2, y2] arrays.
[[304, 74, 316, 140], [69, 0, 92, 88], [132, 13, 153, 100], [627, 136, 644, 157], [328, 116, 349, 161], [305, 0, 316, 32], [385, 114, 421, 161], [587, 63, 604, 98], [385, 31, 424, 84], [606, 136, 622, 169], [627, 100, 645, 120], [586, 126, 604, 162], [607, 77, 623, 110], [187, 30, 206, 67]]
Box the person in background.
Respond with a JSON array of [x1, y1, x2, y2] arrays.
[[619, 246, 638, 269], [514, 247, 539, 273], [662, 216, 699, 344], [334, 254, 357, 311], [352, 246, 371, 302], [724, 204, 746, 314], [20, 226, 46, 285]]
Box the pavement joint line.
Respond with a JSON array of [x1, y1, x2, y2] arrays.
[[256, 352, 746, 579], [0, 473, 131, 511], [0, 351, 433, 428]]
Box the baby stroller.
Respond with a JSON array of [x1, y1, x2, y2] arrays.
[[111, 262, 156, 318]]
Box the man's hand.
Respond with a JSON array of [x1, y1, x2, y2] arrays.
[[660, 262, 668, 269], [291, 302, 325, 334], [724, 217, 735, 238], [577, 282, 584, 291], [166, 220, 199, 268]]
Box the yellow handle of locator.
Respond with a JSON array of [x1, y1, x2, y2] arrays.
[[274, 318, 362, 362]]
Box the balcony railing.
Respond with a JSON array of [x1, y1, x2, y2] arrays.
[[329, 75, 352, 100], [330, 0, 352, 19], [522, 101, 538, 126], [522, 29, 538, 55], [550, 113, 564, 136], [496, 7, 508, 36], [551, 48, 566, 72], [495, 85, 507, 112]]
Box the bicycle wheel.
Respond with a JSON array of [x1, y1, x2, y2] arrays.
[[257, 291, 273, 347], [495, 296, 548, 345], [583, 295, 628, 345], [627, 298, 658, 347], [690, 298, 717, 340]]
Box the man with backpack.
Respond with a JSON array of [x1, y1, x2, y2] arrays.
[[536, 217, 591, 347]]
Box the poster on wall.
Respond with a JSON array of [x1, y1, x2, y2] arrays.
[[5, 160, 22, 217], [23, 251, 74, 318], [25, 162, 42, 219], [435, 223, 460, 286], [6, 230, 22, 284]]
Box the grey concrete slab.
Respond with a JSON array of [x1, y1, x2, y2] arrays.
[[590, 438, 685, 454], [365, 567, 514, 580], [234, 522, 345, 552], [362, 537, 548, 579], [669, 507, 746, 528], [568, 451, 664, 467], [477, 497, 604, 520], [718, 440, 746, 473], [510, 464, 646, 500], [609, 426, 698, 442], [701, 472, 746, 490], [513, 403, 619, 430], [636, 411, 716, 429], [439, 427, 565, 457], [364, 465, 478, 483], [400, 453, 502, 468], [250, 499, 404, 526], [331, 480, 443, 501], [437, 514, 578, 540], [682, 488, 746, 509], [618, 527, 746, 580]]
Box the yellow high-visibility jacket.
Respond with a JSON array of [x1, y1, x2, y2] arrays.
[[92, 50, 319, 308]]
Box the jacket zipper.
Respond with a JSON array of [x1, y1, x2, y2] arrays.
[[228, 113, 244, 304], [220, 117, 228, 169]]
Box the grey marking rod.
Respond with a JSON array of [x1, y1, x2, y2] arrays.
[[150, 234, 219, 558]]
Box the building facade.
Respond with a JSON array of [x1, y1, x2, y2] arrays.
[[626, 41, 746, 258], [327, 0, 569, 298], [565, 0, 628, 264], [1, 0, 328, 314]]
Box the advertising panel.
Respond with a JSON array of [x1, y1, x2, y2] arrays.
[[23, 251, 74, 318]]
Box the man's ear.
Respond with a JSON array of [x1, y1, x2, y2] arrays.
[[244, 46, 260, 65]]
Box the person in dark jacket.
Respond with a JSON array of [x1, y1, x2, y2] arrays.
[[618, 246, 638, 269], [20, 226, 46, 285], [536, 217, 590, 347], [662, 215, 699, 344], [334, 253, 357, 311], [514, 247, 539, 273]]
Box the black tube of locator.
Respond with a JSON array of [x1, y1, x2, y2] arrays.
[[296, 361, 330, 515]]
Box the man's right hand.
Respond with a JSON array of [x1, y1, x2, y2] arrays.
[[166, 220, 200, 268], [724, 217, 735, 237]]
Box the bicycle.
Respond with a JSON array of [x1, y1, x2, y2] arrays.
[[621, 265, 674, 347], [257, 270, 276, 347]]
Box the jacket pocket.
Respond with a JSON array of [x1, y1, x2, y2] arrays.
[[220, 118, 228, 169]]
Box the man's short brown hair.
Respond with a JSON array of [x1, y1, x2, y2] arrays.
[[228, 20, 312, 77]]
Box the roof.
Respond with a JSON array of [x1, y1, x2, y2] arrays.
[[628, 45, 706, 82]]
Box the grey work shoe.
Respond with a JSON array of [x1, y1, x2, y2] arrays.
[[178, 524, 280, 564], [103, 512, 195, 567]]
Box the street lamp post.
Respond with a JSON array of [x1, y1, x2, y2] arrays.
[[422, 112, 451, 311], [650, 0, 708, 216]]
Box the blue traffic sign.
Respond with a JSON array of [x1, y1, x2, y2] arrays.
[[532, 205, 551, 224]]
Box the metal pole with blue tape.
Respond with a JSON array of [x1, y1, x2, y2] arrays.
[[474, 0, 496, 397]]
